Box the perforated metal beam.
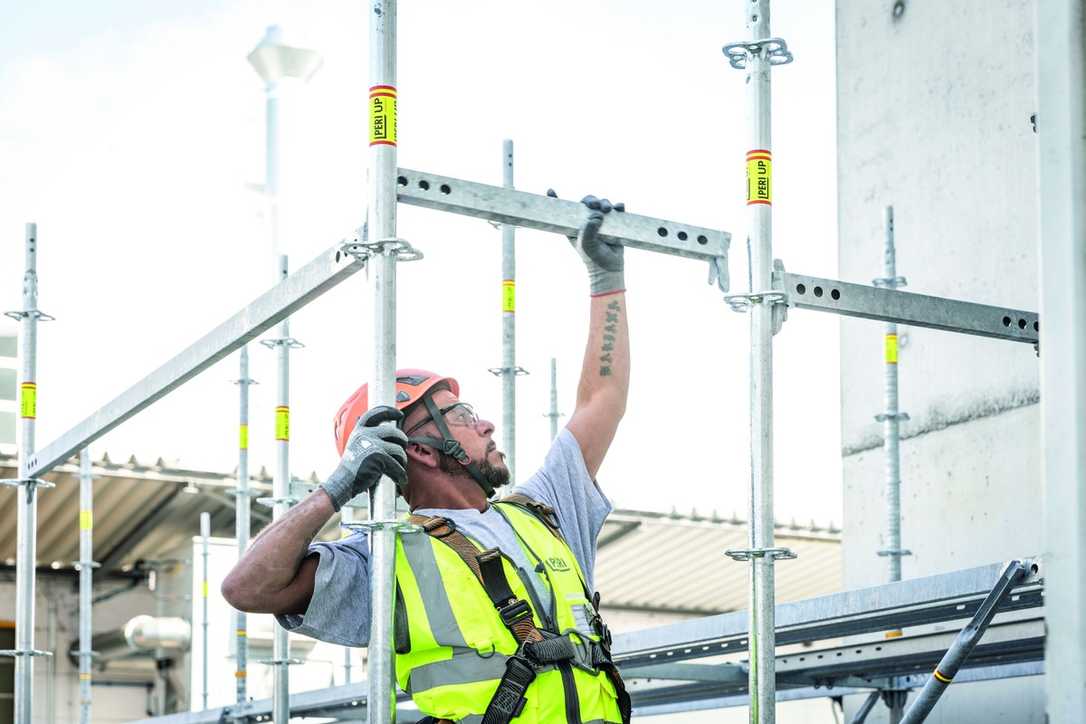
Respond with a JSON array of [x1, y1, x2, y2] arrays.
[[778, 272, 1039, 345], [396, 168, 732, 266]]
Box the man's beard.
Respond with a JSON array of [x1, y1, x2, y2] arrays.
[[438, 449, 511, 490]]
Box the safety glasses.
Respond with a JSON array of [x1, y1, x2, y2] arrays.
[[404, 402, 479, 435]]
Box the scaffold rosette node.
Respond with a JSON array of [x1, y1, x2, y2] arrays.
[[722, 37, 794, 70], [0, 477, 55, 490], [342, 520, 422, 535], [487, 365, 529, 377], [338, 236, 423, 263], [724, 547, 797, 562], [3, 308, 55, 322], [723, 290, 788, 313]]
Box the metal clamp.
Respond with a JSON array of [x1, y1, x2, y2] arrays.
[[0, 649, 53, 658], [4, 309, 55, 322], [255, 657, 303, 667], [722, 38, 794, 70], [873, 275, 908, 289], [0, 477, 55, 490], [225, 487, 263, 498], [232, 376, 259, 385], [259, 337, 305, 350], [71, 560, 102, 570], [256, 496, 302, 508], [723, 290, 788, 313], [708, 256, 730, 293], [877, 548, 913, 558], [342, 520, 422, 535], [725, 547, 797, 562], [339, 236, 424, 263], [487, 366, 529, 377], [875, 412, 910, 422]]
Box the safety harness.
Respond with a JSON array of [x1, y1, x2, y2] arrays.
[[408, 495, 631, 724], [405, 393, 496, 496]]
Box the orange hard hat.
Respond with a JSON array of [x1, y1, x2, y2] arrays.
[[333, 369, 459, 456]]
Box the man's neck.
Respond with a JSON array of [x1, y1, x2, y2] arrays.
[[410, 479, 489, 512]]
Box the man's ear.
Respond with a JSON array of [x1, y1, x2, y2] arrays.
[[406, 442, 439, 469]]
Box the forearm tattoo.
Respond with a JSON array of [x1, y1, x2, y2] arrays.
[[600, 298, 621, 376]]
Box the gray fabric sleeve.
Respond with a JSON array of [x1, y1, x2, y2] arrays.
[[510, 428, 613, 590], [274, 532, 372, 647]]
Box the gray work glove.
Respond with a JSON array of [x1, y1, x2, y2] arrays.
[[550, 190, 626, 296], [321, 406, 408, 510]]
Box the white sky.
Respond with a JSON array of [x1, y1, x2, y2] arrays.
[[0, 0, 843, 526]]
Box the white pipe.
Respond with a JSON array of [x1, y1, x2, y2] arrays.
[[200, 512, 210, 710], [367, 1, 400, 721], [78, 448, 94, 724]]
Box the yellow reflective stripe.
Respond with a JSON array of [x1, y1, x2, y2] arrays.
[[886, 333, 899, 364], [933, 669, 953, 684], [202, 581, 208, 598], [239, 424, 249, 450], [79, 511, 92, 530], [502, 280, 515, 313], [20, 382, 36, 419], [275, 406, 289, 441]]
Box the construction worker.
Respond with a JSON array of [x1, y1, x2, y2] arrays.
[[222, 196, 631, 723]]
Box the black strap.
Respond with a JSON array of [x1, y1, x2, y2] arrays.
[[409, 394, 496, 496], [480, 655, 535, 724]]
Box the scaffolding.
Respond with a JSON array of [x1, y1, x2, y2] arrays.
[[7, 0, 1085, 722]]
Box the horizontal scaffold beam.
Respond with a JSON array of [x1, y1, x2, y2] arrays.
[[778, 272, 1040, 345], [396, 167, 733, 267]]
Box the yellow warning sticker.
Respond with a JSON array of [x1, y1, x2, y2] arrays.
[[80, 511, 92, 531], [275, 406, 290, 442], [202, 581, 209, 598], [746, 150, 772, 206], [235, 670, 248, 679], [239, 424, 249, 450], [502, 280, 515, 313], [369, 85, 397, 146], [20, 382, 36, 419], [885, 333, 898, 364], [236, 629, 247, 638], [79, 673, 91, 681]]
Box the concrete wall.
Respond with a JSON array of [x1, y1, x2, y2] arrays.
[[836, 1, 1042, 721]]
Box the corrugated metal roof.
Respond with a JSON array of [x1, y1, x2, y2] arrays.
[[1, 453, 841, 613]]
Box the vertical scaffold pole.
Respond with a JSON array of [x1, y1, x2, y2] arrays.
[[874, 206, 909, 720], [200, 511, 211, 710], [547, 358, 560, 441], [1037, 0, 1086, 720], [721, 3, 795, 721], [77, 448, 94, 724], [271, 255, 295, 723], [367, 1, 400, 721], [500, 140, 517, 479], [341, 505, 353, 684], [234, 346, 252, 703], [746, 8, 778, 714], [2, 222, 54, 724]]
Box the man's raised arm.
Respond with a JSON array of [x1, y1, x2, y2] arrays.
[[565, 197, 631, 479]]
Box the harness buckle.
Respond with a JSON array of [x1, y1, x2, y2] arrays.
[[497, 599, 533, 628]]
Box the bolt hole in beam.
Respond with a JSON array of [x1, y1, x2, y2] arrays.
[[418, 179, 430, 191], [678, 231, 688, 241], [657, 227, 668, 237]]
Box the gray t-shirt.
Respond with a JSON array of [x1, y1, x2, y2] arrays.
[[276, 428, 612, 646]]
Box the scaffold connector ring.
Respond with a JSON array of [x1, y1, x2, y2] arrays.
[[0, 477, 55, 490], [487, 366, 530, 377], [722, 37, 794, 70], [872, 275, 908, 289], [254, 657, 303, 667], [232, 376, 259, 386], [876, 548, 913, 558], [723, 290, 788, 313], [71, 560, 102, 570], [339, 236, 424, 263], [4, 309, 55, 322], [342, 520, 423, 535], [875, 411, 910, 422], [256, 495, 302, 508], [725, 547, 797, 562], [259, 337, 305, 350]]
